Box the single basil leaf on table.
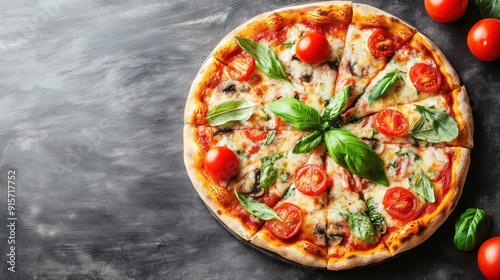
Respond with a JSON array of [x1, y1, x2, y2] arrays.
[[205, 99, 255, 126], [259, 154, 283, 189], [234, 189, 282, 221], [476, 0, 500, 19], [324, 129, 389, 186], [410, 105, 459, 143], [368, 70, 399, 105], [348, 212, 377, 244], [265, 98, 323, 131], [292, 130, 323, 154], [322, 86, 351, 123], [415, 169, 435, 203], [263, 129, 276, 145], [454, 208, 490, 251], [234, 36, 290, 82]]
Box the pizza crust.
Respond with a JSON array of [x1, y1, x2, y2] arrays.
[[454, 87, 474, 148]]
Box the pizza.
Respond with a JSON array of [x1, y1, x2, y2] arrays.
[[183, 1, 473, 270]]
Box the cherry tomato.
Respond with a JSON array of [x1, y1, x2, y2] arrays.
[[478, 236, 500, 280], [203, 146, 240, 181], [224, 54, 255, 81], [467, 18, 500, 62], [373, 109, 409, 137], [409, 63, 442, 93], [244, 129, 267, 141], [383, 187, 419, 222], [295, 32, 331, 64], [424, 0, 468, 23], [368, 29, 396, 58], [295, 164, 329, 196], [265, 202, 304, 239]]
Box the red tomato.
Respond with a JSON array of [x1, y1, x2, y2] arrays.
[[224, 54, 255, 81], [467, 18, 500, 62], [295, 32, 331, 64], [383, 187, 419, 222], [295, 164, 329, 196], [424, 0, 468, 23], [409, 63, 442, 93], [373, 109, 409, 137], [244, 129, 267, 141], [368, 29, 396, 58], [478, 236, 500, 280], [265, 203, 304, 239], [203, 146, 240, 181]]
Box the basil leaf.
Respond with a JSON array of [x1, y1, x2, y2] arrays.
[[368, 70, 399, 105], [292, 130, 323, 154], [235, 36, 290, 82], [263, 129, 276, 145], [365, 199, 384, 232], [476, 0, 500, 19], [410, 106, 459, 143], [415, 169, 435, 203], [260, 154, 283, 189], [454, 208, 490, 251], [323, 86, 351, 122], [348, 212, 377, 244], [234, 189, 282, 221], [265, 98, 322, 131], [324, 129, 389, 186], [205, 99, 255, 126]]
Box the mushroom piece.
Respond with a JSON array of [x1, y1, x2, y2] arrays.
[[328, 235, 344, 246], [248, 169, 265, 197]]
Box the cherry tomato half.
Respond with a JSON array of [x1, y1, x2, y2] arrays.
[[383, 187, 419, 222], [373, 109, 409, 137], [409, 63, 442, 93], [224, 54, 255, 81], [424, 0, 468, 23], [478, 236, 500, 280], [203, 146, 240, 181], [467, 18, 500, 62], [244, 129, 267, 141], [295, 32, 331, 64], [368, 29, 396, 58], [265, 202, 304, 239], [295, 164, 329, 196]]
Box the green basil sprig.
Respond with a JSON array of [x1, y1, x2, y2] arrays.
[[205, 99, 255, 126], [348, 212, 377, 244], [368, 70, 399, 105], [415, 169, 435, 203], [410, 106, 459, 143], [454, 208, 490, 251], [323, 86, 351, 123], [325, 129, 389, 186], [259, 154, 283, 189], [235, 36, 290, 82], [265, 98, 322, 131], [475, 0, 500, 19], [292, 130, 323, 154], [234, 189, 282, 221], [263, 129, 276, 145], [365, 199, 384, 232]]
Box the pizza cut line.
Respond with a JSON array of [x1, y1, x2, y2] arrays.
[[183, 1, 473, 270]]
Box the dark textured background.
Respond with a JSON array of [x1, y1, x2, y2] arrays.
[[0, 0, 499, 279]]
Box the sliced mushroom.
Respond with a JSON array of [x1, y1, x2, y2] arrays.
[[328, 235, 344, 246], [376, 221, 387, 234]]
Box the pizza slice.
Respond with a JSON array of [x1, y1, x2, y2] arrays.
[[184, 125, 319, 240], [250, 146, 329, 268], [344, 32, 461, 120], [334, 3, 416, 111], [342, 87, 474, 148], [324, 154, 391, 270], [185, 2, 353, 130]]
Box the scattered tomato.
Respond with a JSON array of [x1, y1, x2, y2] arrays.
[[368, 29, 396, 58], [224, 54, 255, 81], [383, 187, 420, 222], [295, 164, 329, 196], [244, 129, 267, 141], [424, 0, 468, 23], [409, 63, 442, 93], [204, 146, 240, 181], [467, 18, 500, 62], [373, 109, 409, 137], [295, 32, 331, 64], [478, 236, 500, 280], [265, 202, 304, 239]]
